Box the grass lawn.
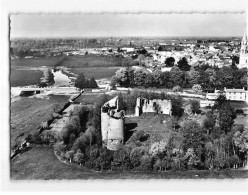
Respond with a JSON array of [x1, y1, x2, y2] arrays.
[[10, 95, 69, 147], [10, 147, 248, 179]]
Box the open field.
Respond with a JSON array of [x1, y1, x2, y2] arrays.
[[61, 55, 123, 67], [11, 55, 123, 68], [10, 95, 69, 147], [11, 146, 248, 179], [11, 57, 61, 67], [10, 68, 43, 87], [68, 66, 120, 80]]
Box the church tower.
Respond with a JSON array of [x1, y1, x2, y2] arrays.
[[238, 23, 248, 69]]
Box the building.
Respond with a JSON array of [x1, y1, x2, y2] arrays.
[[101, 96, 125, 151], [238, 26, 248, 69], [224, 87, 248, 101], [206, 88, 248, 102], [135, 97, 172, 116]]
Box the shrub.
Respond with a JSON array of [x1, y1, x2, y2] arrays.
[[190, 100, 200, 114], [54, 141, 66, 155], [73, 149, 84, 165], [130, 146, 147, 168]]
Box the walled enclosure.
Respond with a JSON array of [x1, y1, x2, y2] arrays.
[[135, 97, 172, 116], [101, 96, 125, 150]]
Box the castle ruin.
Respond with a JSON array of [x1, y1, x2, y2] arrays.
[[101, 96, 125, 150], [135, 97, 172, 116]]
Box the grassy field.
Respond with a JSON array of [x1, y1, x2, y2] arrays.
[[61, 55, 123, 68], [11, 56, 123, 68], [10, 68, 43, 87], [11, 57, 61, 67], [67, 66, 120, 80], [125, 113, 172, 143], [10, 147, 248, 179], [10, 95, 69, 147]]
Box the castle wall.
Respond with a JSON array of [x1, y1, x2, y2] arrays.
[[100, 96, 125, 150], [135, 97, 172, 116], [101, 112, 109, 143]]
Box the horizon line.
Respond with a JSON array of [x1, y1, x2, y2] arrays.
[[10, 35, 243, 40]]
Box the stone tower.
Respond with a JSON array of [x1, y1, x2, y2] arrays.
[[238, 25, 248, 69]]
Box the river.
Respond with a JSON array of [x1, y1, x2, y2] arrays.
[[52, 69, 71, 87]]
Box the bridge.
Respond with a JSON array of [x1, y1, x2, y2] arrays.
[[12, 86, 80, 96]]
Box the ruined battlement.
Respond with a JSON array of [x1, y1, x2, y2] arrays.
[[101, 96, 125, 150], [135, 97, 172, 116]]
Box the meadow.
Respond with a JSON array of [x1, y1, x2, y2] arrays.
[[10, 68, 43, 87], [10, 95, 69, 147]]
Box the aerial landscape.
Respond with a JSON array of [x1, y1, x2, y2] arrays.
[[9, 13, 248, 180]]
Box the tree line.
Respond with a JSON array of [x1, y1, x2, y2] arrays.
[[75, 73, 98, 89], [112, 58, 247, 91]]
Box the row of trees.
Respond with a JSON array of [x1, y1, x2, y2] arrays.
[[75, 73, 98, 89], [111, 64, 247, 90], [38, 68, 55, 87]]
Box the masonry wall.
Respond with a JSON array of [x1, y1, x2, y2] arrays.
[[100, 96, 125, 150], [135, 98, 172, 116]]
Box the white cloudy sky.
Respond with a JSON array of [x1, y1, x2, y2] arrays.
[[10, 13, 247, 38]]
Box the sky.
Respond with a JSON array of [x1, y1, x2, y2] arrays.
[[10, 13, 247, 38]]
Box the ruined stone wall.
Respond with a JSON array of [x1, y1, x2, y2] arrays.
[[135, 97, 172, 116]]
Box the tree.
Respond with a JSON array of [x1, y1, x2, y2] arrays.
[[181, 120, 206, 162], [65, 150, 75, 162], [114, 68, 129, 87], [190, 100, 200, 114], [213, 95, 227, 110], [231, 55, 239, 66], [152, 70, 163, 87], [172, 85, 182, 92], [73, 149, 84, 165], [177, 57, 190, 71], [110, 76, 117, 89], [117, 93, 126, 111], [75, 72, 88, 89], [216, 67, 234, 88], [99, 147, 114, 170], [133, 69, 147, 86], [219, 103, 236, 134], [192, 84, 202, 94], [203, 111, 216, 134], [188, 70, 200, 86], [88, 77, 98, 88], [130, 146, 146, 168], [171, 97, 184, 118], [165, 57, 175, 67], [170, 66, 184, 86]]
